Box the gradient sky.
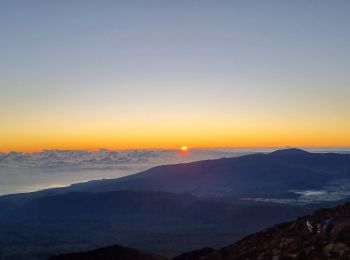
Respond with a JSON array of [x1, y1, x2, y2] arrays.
[[1, 0, 350, 151]]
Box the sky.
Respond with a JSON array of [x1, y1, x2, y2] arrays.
[[1, 0, 350, 152]]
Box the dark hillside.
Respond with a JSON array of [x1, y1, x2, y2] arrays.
[[199, 201, 350, 260]]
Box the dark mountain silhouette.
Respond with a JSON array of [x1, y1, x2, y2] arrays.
[[67, 148, 350, 199], [2, 149, 350, 205], [48, 201, 350, 260], [269, 148, 310, 156], [173, 247, 215, 260], [48, 244, 167, 260]]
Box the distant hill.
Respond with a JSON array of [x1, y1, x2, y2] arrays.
[[2, 148, 350, 205], [172, 247, 215, 260], [69, 148, 346, 196], [48, 244, 168, 260]]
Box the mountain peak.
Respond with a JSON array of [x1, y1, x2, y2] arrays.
[[269, 148, 310, 156]]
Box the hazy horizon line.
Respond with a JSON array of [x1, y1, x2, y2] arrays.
[[1, 146, 350, 154]]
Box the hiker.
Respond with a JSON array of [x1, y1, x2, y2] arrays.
[[323, 217, 334, 235], [306, 219, 314, 233], [316, 223, 322, 234]]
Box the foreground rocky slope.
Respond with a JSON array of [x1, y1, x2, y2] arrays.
[[199, 201, 350, 260], [50, 201, 350, 260]]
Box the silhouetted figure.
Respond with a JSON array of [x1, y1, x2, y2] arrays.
[[323, 217, 334, 235], [306, 219, 314, 233], [316, 223, 322, 234], [306, 219, 319, 235]]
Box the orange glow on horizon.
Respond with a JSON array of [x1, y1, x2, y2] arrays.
[[1, 134, 350, 153], [1, 115, 350, 152]]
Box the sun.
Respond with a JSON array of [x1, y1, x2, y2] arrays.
[[180, 146, 188, 151]]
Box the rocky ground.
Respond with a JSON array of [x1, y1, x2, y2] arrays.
[[199, 202, 350, 260]]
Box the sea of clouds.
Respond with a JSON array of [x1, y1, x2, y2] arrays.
[[0, 148, 270, 195]]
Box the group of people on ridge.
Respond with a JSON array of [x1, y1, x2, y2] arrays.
[[306, 217, 333, 235]]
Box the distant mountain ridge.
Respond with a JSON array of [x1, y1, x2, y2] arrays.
[[1, 148, 350, 205], [54, 148, 350, 197], [269, 148, 311, 156]]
